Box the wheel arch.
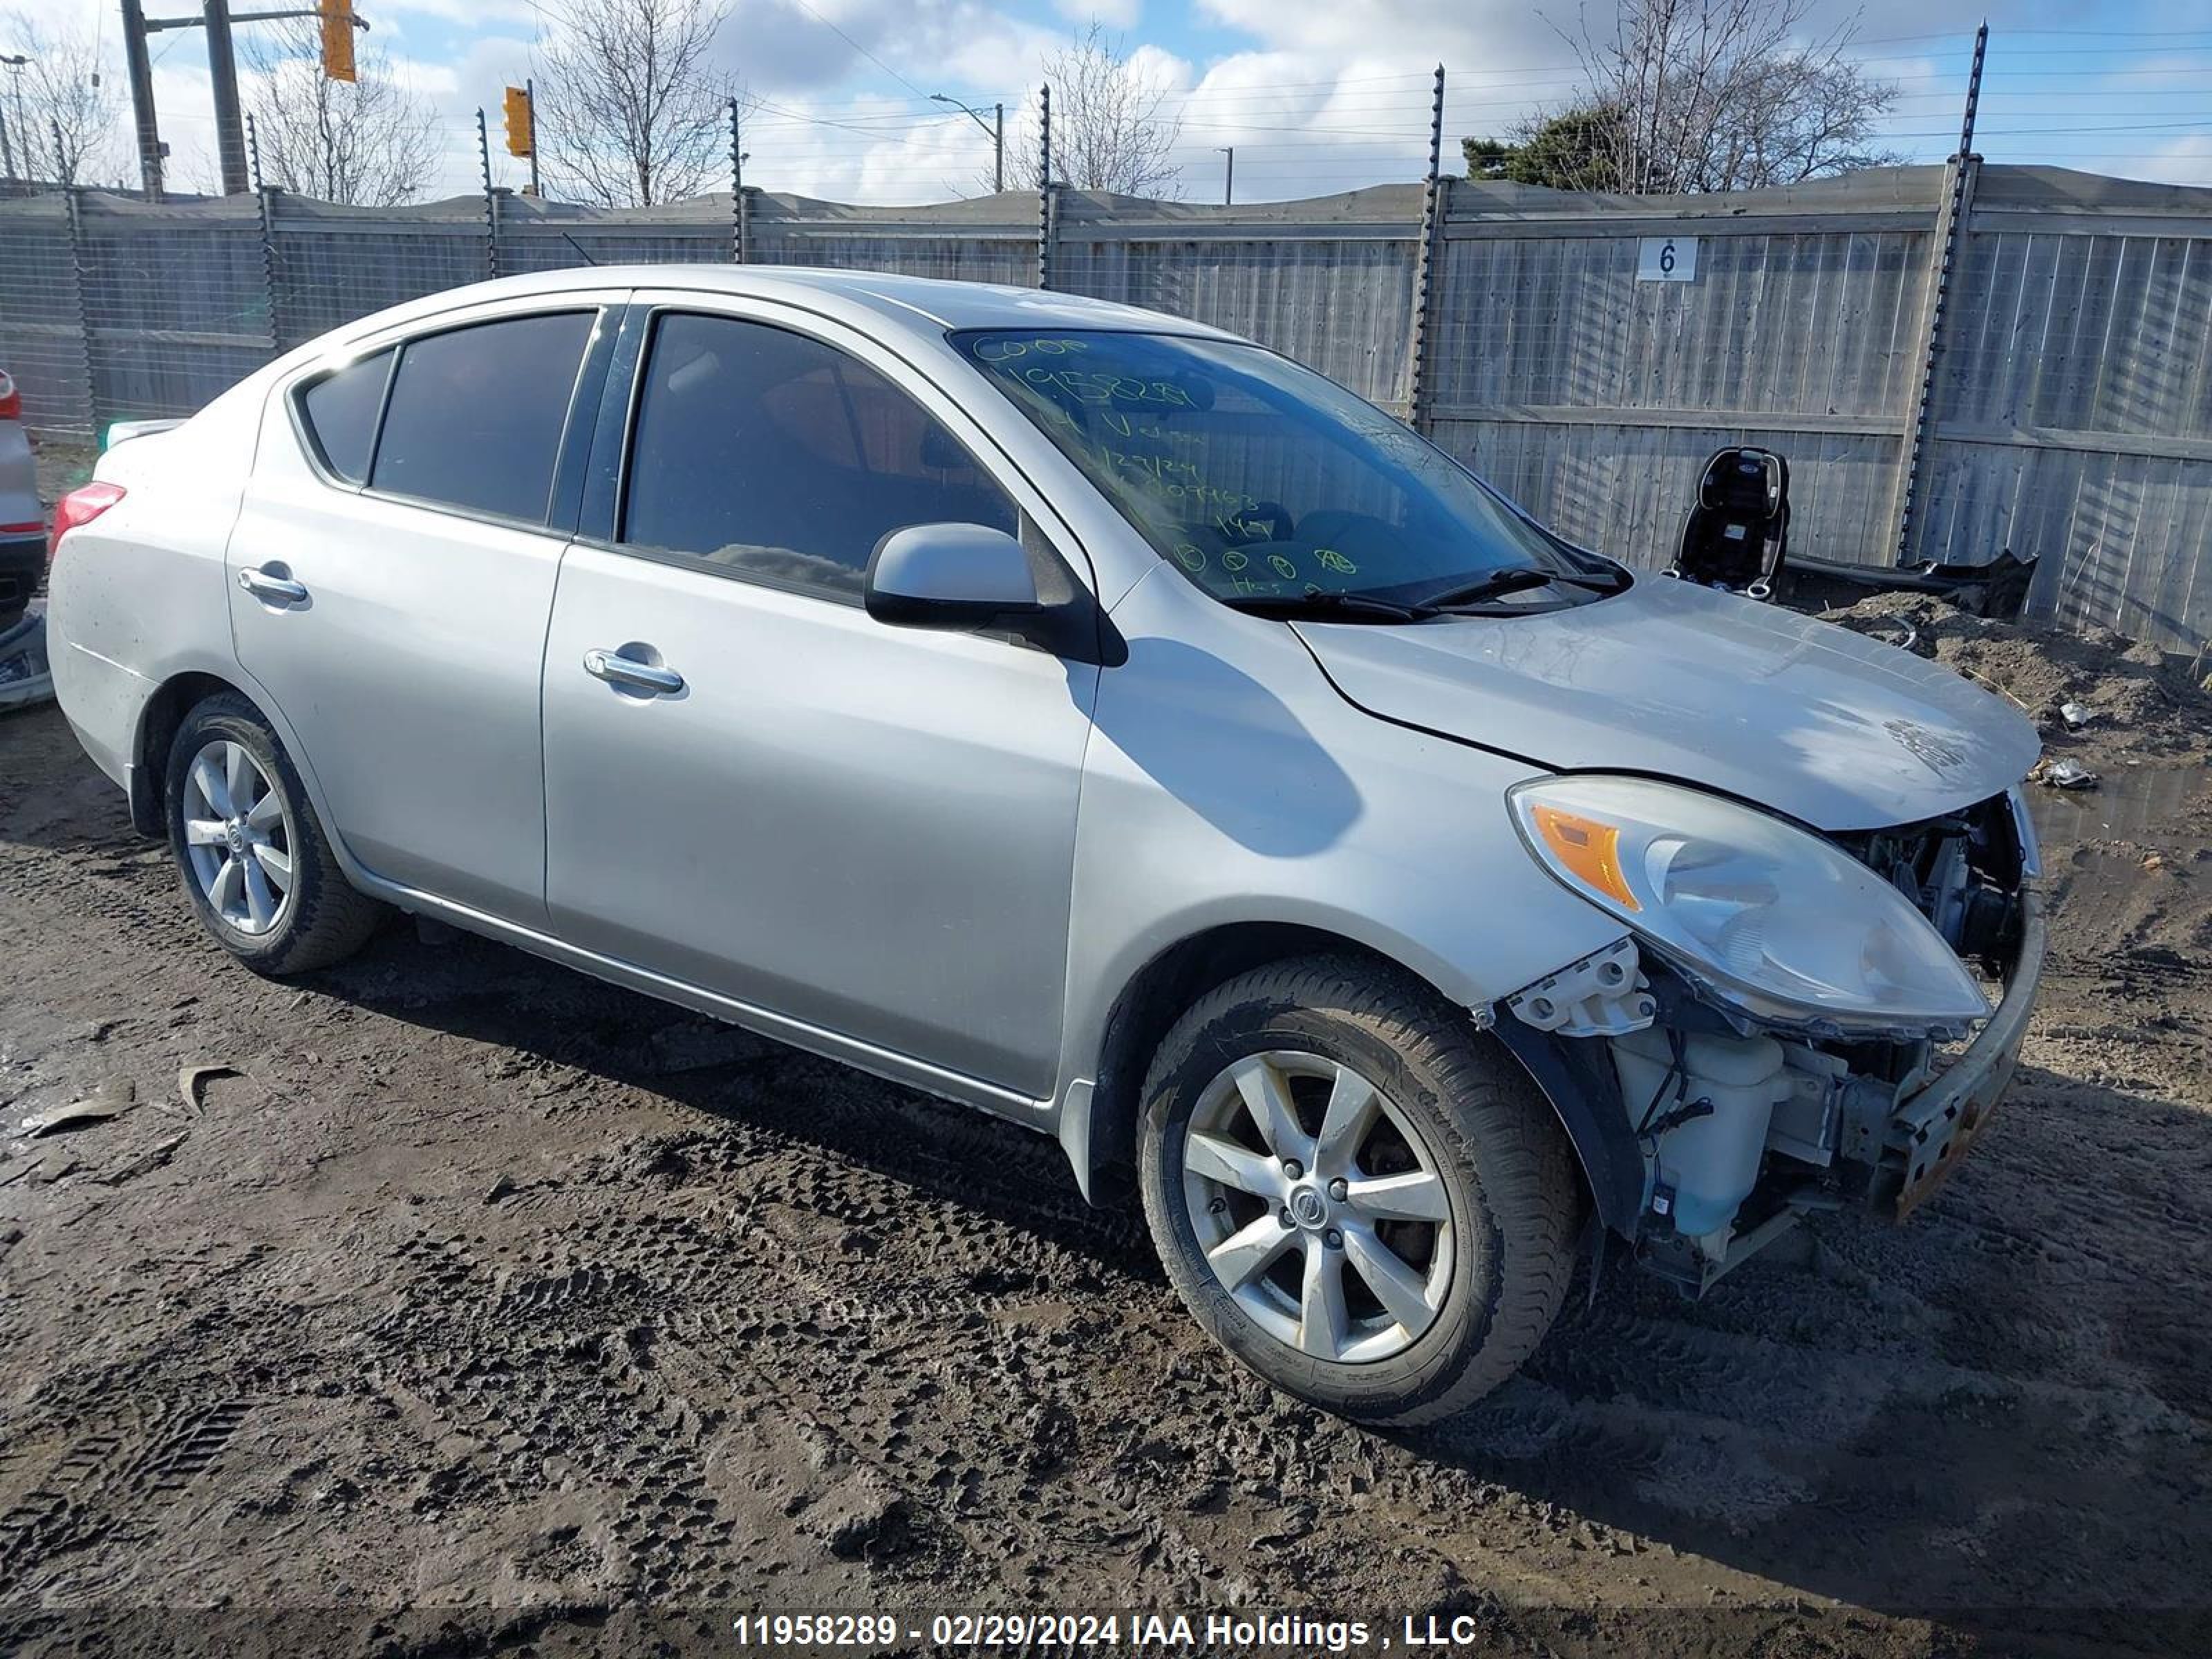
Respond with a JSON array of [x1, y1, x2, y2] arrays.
[[1066, 919, 1625, 1230], [130, 669, 349, 885], [129, 669, 247, 837]]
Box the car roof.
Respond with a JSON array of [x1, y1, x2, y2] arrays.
[[368, 264, 1243, 347]]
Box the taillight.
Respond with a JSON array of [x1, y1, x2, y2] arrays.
[[49, 481, 125, 564], [0, 371, 19, 421]]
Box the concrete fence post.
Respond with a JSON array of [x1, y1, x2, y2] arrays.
[[476, 108, 500, 281], [1405, 64, 1446, 433], [1036, 83, 1054, 290], [245, 112, 283, 353], [60, 184, 98, 439], [729, 98, 748, 264], [1888, 23, 1987, 565]]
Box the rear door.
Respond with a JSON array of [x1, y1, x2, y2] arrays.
[[228, 298, 617, 922], [538, 301, 1099, 1098]]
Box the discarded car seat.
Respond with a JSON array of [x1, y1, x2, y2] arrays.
[[1669, 446, 1790, 600]]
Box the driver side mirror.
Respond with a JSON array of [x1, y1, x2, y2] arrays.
[[864, 523, 1040, 629]]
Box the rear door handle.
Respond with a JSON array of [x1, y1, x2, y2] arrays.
[[237, 565, 309, 604], [583, 648, 684, 696]]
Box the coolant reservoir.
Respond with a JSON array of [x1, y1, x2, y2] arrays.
[[1611, 1028, 1791, 1250]]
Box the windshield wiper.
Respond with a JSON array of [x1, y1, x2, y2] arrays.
[[1219, 590, 1434, 623], [1417, 564, 1625, 611]]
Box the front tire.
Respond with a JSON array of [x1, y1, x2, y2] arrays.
[[164, 693, 384, 975], [1137, 955, 1581, 1425]]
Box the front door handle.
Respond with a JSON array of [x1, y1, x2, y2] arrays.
[[237, 565, 309, 604], [583, 648, 685, 696]]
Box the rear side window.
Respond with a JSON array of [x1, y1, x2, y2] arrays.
[[621, 312, 1017, 598], [371, 311, 594, 524], [298, 348, 392, 484]]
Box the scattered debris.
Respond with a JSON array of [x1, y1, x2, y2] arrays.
[[177, 1062, 244, 1116], [2042, 759, 2101, 791], [17, 1076, 135, 1138], [0, 606, 53, 711], [1817, 592, 2212, 765], [483, 1173, 517, 1204]]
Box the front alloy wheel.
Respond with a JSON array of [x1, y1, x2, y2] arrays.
[[1138, 955, 1582, 1425], [1182, 1051, 1454, 1363]]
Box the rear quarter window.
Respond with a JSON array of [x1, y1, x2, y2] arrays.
[[296, 347, 393, 485]]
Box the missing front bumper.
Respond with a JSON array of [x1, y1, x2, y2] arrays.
[[1875, 887, 2047, 1219]]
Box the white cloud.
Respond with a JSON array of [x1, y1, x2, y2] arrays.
[[2113, 135, 2212, 188], [1056, 0, 1143, 27]]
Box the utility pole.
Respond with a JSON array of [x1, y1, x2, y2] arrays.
[[123, 0, 368, 199], [1218, 146, 1233, 205], [1, 56, 28, 185], [0, 56, 21, 185], [931, 91, 1003, 194], [524, 76, 539, 197], [121, 0, 165, 198], [204, 1, 249, 196]]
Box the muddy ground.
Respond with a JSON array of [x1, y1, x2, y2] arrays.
[[3, 600, 2211, 1658]]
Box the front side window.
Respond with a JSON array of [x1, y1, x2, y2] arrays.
[[370, 310, 594, 524], [297, 347, 393, 485], [622, 312, 1018, 599], [953, 329, 1622, 616]]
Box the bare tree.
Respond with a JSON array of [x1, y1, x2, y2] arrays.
[[532, 0, 733, 207], [1006, 24, 1182, 199], [1517, 0, 1900, 194], [241, 19, 440, 205], [0, 7, 124, 187]]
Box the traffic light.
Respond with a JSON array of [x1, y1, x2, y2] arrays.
[[503, 86, 534, 158], [320, 0, 356, 84]]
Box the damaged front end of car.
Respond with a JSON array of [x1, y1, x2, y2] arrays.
[[1490, 778, 2045, 1295]]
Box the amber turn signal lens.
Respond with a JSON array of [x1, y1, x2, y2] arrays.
[[1528, 803, 1640, 912]]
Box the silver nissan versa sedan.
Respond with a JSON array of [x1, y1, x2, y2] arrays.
[[46, 268, 2045, 1423]]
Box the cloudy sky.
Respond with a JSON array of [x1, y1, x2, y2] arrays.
[[8, 0, 2212, 204]]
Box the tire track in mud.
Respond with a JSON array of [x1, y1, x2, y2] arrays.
[[0, 1398, 256, 1601], [355, 1114, 1238, 1613]]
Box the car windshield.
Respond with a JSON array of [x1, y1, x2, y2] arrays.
[[951, 328, 1622, 616]]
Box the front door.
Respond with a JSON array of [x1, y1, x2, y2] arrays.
[[540, 308, 1098, 1098]]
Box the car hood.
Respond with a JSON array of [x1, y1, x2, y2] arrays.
[[1293, 576, 2042, 831]]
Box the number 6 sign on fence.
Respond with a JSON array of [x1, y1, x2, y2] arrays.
[[1637, 235, 1699, 281]]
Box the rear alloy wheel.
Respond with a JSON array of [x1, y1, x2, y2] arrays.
[[1138, 955, 1582, 1425], [165, 693, 386, 975], [179, 738, 294, 937]]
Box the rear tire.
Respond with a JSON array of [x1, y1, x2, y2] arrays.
[[164, 693, 384, 975], [1137, 954, 1581, 1425]]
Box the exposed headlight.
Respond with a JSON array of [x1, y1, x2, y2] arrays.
[[1508, 775, 1990, 1035]]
